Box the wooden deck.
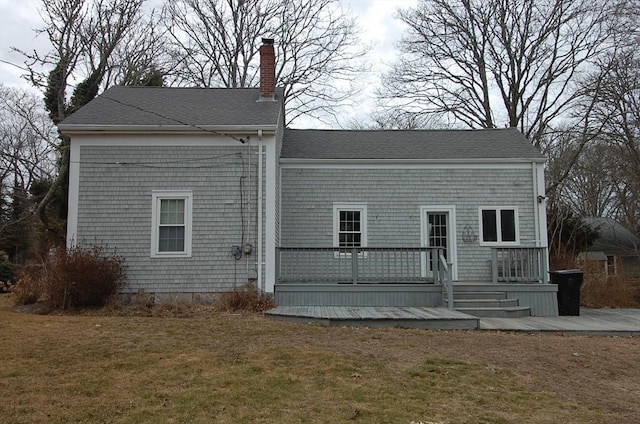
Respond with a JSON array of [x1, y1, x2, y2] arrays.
[[265, 306, 479, 329], [480, 308, 640, 336], [266, 306, 640, 336]]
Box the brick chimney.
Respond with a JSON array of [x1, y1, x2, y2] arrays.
[[259, 38, 276, 100]]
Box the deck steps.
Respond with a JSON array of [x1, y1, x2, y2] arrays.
[[448, 298, 519, 308], [449, 290, 531, 318], [454, 306, 531, 318]]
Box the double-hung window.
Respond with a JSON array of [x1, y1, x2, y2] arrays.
[[479, 207, 519, 245], [333, 203, 367, 255], [151, 191, 193, 257]]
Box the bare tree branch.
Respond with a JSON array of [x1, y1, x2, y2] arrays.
[[162, 0, 368, 126], [382, 0, 623, 146]]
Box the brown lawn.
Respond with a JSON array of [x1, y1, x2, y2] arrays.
[[1, 295, 639, 424]]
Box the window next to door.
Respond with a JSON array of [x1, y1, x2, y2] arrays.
[[151, 190, 193, 258], [333, 203, 368, 251], [479, 207, 519, 245]]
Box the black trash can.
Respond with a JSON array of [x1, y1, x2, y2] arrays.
[[549, 269, 584, 316]]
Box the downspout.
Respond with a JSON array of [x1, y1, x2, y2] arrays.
[[247, 135, 252, 278], [257, 129, 263, 292]]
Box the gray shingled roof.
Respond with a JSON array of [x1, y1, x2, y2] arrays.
[[584, 217, 640, 255], [281, 128, 545, 161], [59, 86, 283, 129]]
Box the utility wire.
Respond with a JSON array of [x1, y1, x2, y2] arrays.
[[100, 94, 250, 144]]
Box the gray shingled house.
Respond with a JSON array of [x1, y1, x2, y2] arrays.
[[579, 217, 640, 278], [58, 40, 558, 316]]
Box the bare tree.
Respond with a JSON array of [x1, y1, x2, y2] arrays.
[[0, 85, 58, 260], [13, 0, 162, 241], [550, 140, 618, 217], [584, 49, 640, 231], [162, 0, 367, 125], [347, 110, 440, 130], [383, 0, 626, 146]]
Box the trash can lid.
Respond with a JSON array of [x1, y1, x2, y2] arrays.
[[549, 269, 583, 274]]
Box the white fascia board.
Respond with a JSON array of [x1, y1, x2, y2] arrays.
[[279, 158, 545, 169], [69, 133, 260, 147], [58, 124, 278, 135]]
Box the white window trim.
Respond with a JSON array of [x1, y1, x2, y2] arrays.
[[478, 206, 520, 246], [333, 203, 368, 257], [151, 190, 193, 258]]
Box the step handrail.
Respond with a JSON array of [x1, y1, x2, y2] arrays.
[[439, 253, 454, 310]]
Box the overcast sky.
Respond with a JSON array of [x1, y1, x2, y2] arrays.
[[0, 0, 417, 126]]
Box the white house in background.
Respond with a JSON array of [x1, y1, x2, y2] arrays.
[[58, 39, 558, 316]]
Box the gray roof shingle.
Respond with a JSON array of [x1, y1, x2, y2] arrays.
[[584, 217, 640, 255], [281, 128, 545, 161], [59, 86, 283, 128]]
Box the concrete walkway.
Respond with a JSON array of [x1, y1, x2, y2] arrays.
[[480, 308, 640, 336]]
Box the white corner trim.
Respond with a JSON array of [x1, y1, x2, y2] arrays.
[[265, 135, 277, 293], [536, 163, 549, 248], [66, 141, 81, 247]]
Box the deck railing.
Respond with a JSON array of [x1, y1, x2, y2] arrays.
[[277, 247, 446, 284], [491, 247, 548, 283]]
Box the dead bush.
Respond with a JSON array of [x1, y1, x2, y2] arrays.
[[216, 283, 275, 313], [15, 245, 126, 310], [47, 245, 125, 310], [580, 262, 640, 308], [13, 265, 47, 305]]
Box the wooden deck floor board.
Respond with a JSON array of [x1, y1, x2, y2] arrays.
[[266, 306, 479, 329], [265, 307, 640, 335], [479, 308, 640, 335]]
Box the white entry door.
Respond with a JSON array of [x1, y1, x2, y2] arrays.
[[421, 206, 457, 280]]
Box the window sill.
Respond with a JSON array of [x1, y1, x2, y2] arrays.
[[151, 252, 192, 259]]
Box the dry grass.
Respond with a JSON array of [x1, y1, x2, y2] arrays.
[[1, 294, 639, 423], [581, 268, 640, 308], [216, 282, 275, 313], [552, 253, 640, 308]]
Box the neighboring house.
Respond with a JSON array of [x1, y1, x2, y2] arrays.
[[579, 217, 640, 278], [58, 39, 558, 315]]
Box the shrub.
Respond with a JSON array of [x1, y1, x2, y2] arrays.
[[12, 245, 125, 310], [13, 265, 47, 304], [580, 261, 640, 308], [216, 282, 275, 313], [47, 245, 125, 309]]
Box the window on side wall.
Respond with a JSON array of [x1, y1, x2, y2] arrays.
[[151, 191, 193, 258], [606, 255, 617, 275], [333, 203, 367, 256], [479, 207, 519, 245]]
